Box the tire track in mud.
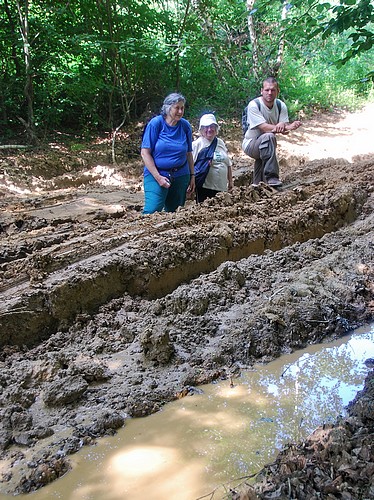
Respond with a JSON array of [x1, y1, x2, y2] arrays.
[[0, 169, 369, 347]]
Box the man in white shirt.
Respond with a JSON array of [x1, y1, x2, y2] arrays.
[[242, 77, 302, 187]]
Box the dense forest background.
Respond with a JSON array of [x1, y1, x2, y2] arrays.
[[0, 0, 373, 142]]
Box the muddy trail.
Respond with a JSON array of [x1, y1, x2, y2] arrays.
[[0, 104, 373, 498]]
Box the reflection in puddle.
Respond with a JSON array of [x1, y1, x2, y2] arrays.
[[12, 326, 374, 500]]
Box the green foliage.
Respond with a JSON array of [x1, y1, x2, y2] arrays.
[[280, 29, 374, 118], [291, 0, 374, 66], [0, 0, 373, 139]]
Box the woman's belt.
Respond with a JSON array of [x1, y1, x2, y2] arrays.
[[158, 164, 185, 175]]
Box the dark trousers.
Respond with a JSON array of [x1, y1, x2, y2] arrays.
[[196, 186, 219, 203]]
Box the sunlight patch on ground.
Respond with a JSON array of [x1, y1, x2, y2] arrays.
[[0, 179, 33, 195], [101, 446, 205, 500], [109, 446, 178, 477], [84, 165, 127, 187], [174, 404, 247, 432], [279, 102, 374, 162]]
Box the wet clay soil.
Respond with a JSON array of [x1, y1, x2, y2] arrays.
[[0, 105, 373, 498]]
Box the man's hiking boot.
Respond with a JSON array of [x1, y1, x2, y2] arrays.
[[267, 177, 283, 187]]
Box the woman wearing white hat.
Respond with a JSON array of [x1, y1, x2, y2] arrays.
[[192, 113, 233, 203]]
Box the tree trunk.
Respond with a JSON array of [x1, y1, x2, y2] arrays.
[[273, 1, 289, 76], [16, 0, 37, 142], [194, 0, 238, 83], [4, 0, 22, 77], [175, 0, 191, 91], [246, 0, 260, 79]]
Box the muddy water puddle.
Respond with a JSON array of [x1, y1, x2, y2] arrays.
[[7, 325, 374, 500]]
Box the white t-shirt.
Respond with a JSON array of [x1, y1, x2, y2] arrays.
[[192, 136, 232, 192], [242, 97, 289, 152]]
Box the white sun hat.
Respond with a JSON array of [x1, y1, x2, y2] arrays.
[[199, 113, 219, 130]]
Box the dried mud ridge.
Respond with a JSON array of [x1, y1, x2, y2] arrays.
[[0, 144, 373, 496]]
